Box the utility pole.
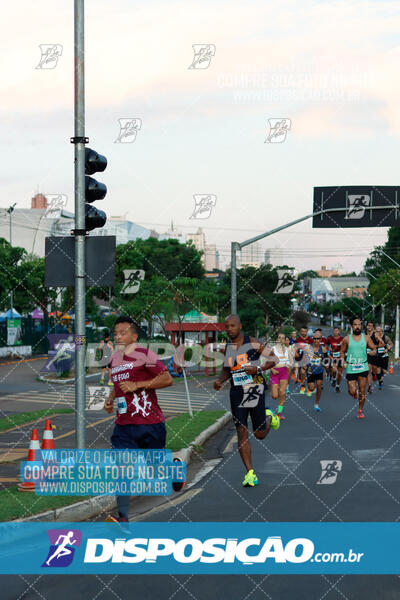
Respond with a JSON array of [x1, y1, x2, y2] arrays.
[[73, 0, 86, 448], [6, 203, 17, 318], [381, 305, 385, 329], [396, 305, 399, 360]]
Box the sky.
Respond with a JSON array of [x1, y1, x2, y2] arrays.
[[1, 0, 400, 272]]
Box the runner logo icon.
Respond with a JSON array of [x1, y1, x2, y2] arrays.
[[317, 460, 343, 485], [42, 529, 82, 567]]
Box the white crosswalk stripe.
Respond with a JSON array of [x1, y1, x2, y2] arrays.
[[1, 388, 221, 414]]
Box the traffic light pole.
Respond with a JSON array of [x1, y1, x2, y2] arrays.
[[74, 0, 86, 448], [230, 205, 398, 314]]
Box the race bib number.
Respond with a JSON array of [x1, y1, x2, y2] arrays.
[[232, 369, 253, 387], [310, 358, 321, 366], [332, 352, 340, 358], [116, 396, 127, 414], [378, 347, 385, 354], [238, 384, 264, 408], [351, 363, 364, 371]]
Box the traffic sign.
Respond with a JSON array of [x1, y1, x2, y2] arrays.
[[313, 186, 400, 228]]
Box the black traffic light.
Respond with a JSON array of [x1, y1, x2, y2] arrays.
[[84, 147, 107, 232]]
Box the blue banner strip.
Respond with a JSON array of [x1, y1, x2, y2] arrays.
[[0, 522, 399, 574]]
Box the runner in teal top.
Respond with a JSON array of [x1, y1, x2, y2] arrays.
[[341, 317, 375, 419]]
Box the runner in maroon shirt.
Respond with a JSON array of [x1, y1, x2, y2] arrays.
[[327, 327, 344, 393], [104, 316, 173, 523]]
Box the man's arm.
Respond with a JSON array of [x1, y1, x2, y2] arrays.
[[385, 336, 394, 351], [213, 365, 231, 390], [104, 387, 115, 413], [340, 336, 349, 365]]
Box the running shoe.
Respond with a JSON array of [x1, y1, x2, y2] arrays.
[[99, 378, 104, 385], [107, 380, 114, 387], [357, 409, 365, 419], [105, 514, 129, 523], [105, 514, 130, 533], [242, 469, 259, 487], [378, 382, 383, 391], [300, 386, 305, 395], [306, 389, 312, 397], [172, 457, 186, 492], [265, 408, 280, 430], [367, 385, 372, 394], [314, 404, 321, 412], [331, 379, 336, 388], [276, 407, 285, 420], [335, 385, 340, 393]]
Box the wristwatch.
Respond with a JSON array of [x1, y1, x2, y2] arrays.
[[256, 366, 263, 376]]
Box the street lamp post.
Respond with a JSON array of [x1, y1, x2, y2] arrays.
[[6, 203, 17, 318]]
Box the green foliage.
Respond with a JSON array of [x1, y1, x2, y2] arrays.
[[216, 264, 292, 335], [292, 310, 310, 329], [297, 270, 318, 280], [369, 269, 400, 309], [0, 239, 57, 313], [364, 227, 400, 282], [104, 314, 118, 331]]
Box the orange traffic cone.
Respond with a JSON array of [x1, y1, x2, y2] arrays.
[[18, 428, 41, 492], [41, 419, 55, 450], [389, 360, 394, 375]]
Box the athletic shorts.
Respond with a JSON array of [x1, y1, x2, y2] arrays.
[[270, 366, 289, 385], [230, 385, 267, 432], [111, 422, 166, 450], [376, 356, 389, 371], [346, 371, 369, 381], [367, 354, 376, 366], [307, 372, 324, 384]]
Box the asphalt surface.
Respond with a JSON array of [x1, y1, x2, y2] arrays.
[[1, 364, 400, 598]]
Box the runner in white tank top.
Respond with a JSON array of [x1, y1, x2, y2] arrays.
[[270, 333, 292, 420]]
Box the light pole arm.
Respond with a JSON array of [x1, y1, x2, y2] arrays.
[[230, 205, 396, 314]]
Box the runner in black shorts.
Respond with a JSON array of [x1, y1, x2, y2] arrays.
[[365, 322, 375, 393], [213, 314, 279, 488], [371, 325, 393, 390]]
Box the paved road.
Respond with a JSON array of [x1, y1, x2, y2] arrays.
[[1, 368, 400, 598]]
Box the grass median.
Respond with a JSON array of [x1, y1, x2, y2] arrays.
[[0, 410, 226, 521], [0, 409, 74, 433]]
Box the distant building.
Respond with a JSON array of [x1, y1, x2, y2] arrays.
[[264, 247, 286, 267], [241, 242, 263, 267], [158, 221, 184, 242], [308, 277, 369, 302], [89, 215, 156, 244], [186, 227, 206, 253], [204, 244, 218, 271], [317, 265, 339, 278], [0, 194, 74, 257], [0, 194, 157, 256]]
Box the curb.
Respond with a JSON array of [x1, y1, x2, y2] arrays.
[[17, 411, 231, 522], [37, 372, 102, 385]]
